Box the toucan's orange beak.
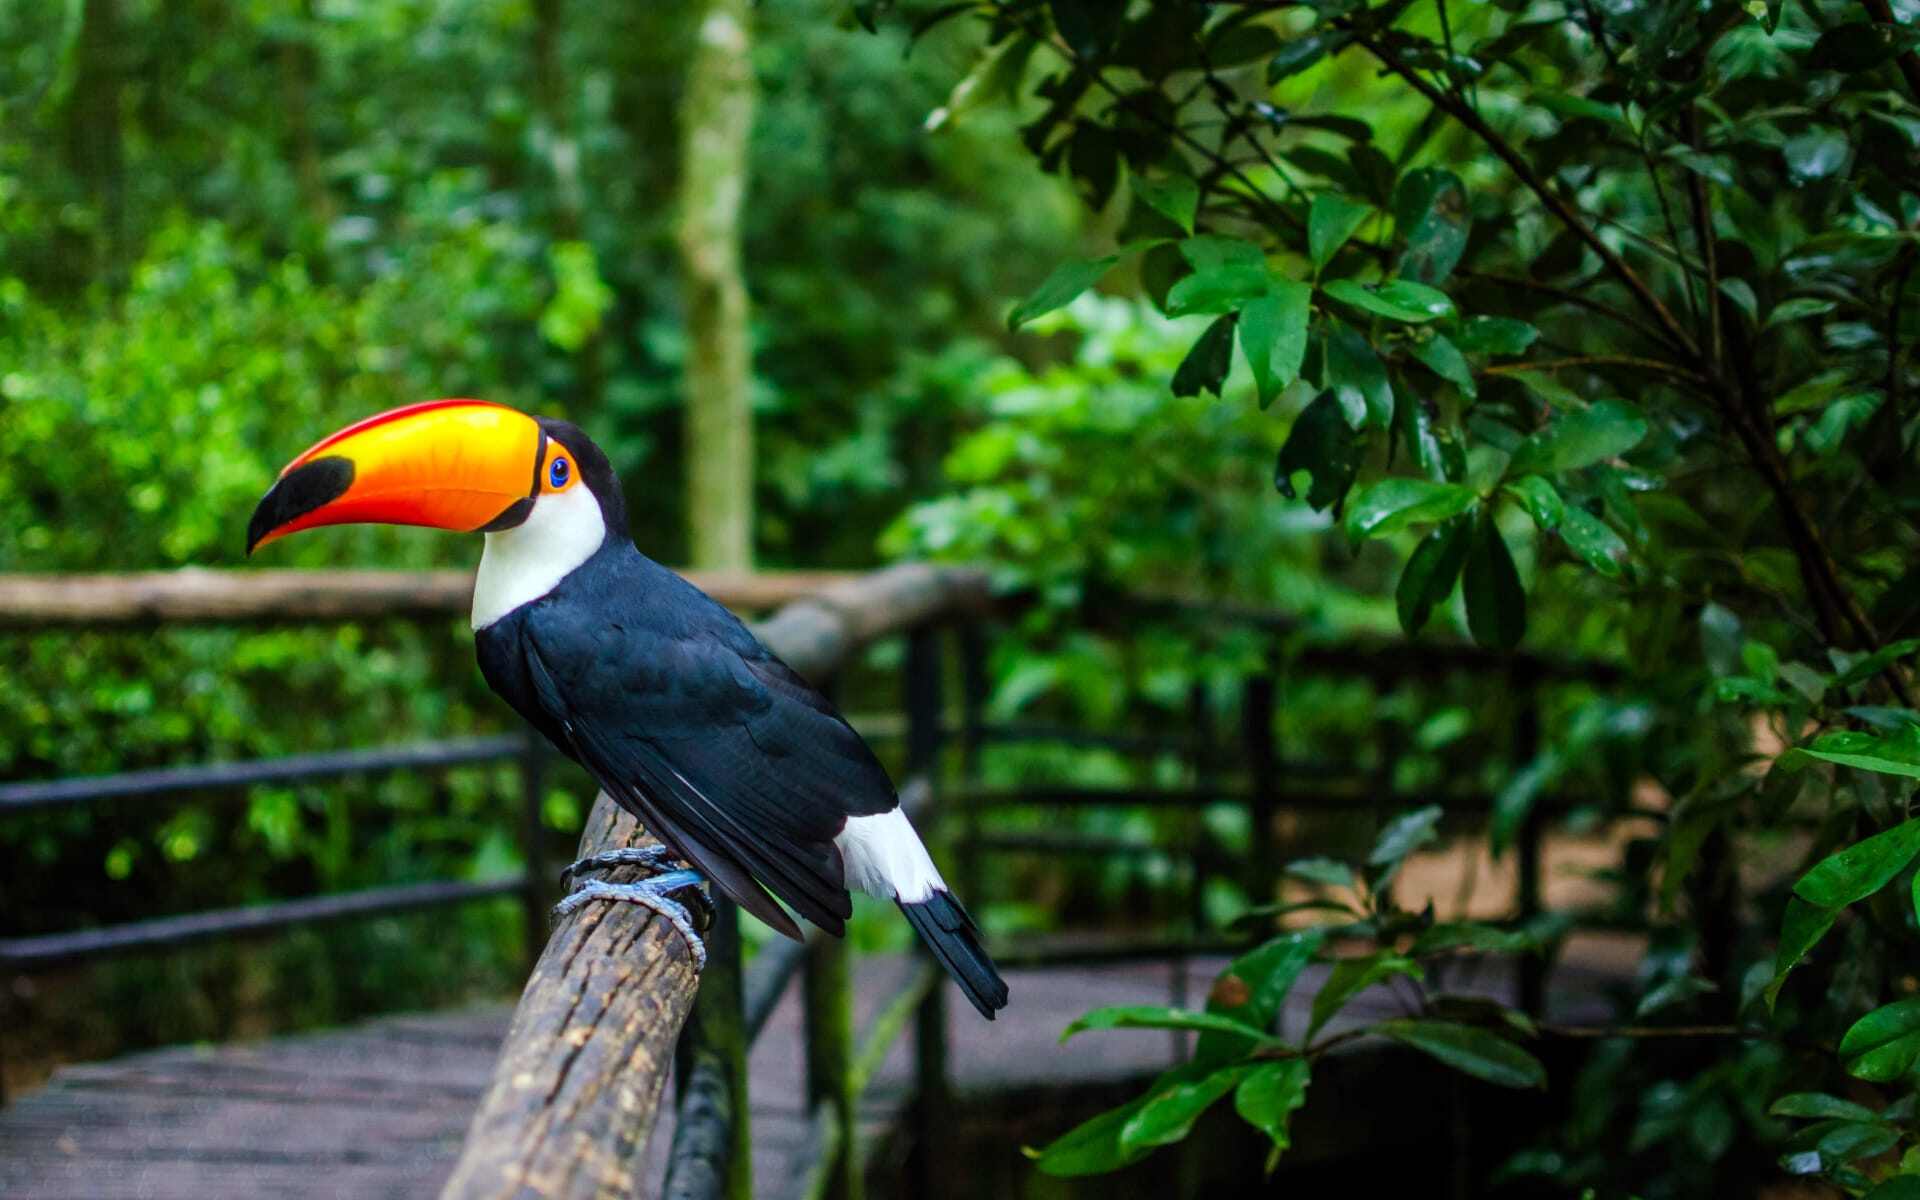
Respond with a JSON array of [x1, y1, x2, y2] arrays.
[[246, 399, 543, 555]]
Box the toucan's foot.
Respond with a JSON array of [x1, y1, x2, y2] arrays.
[[559, 845, 680, 887], [551, 870, 711, 971]]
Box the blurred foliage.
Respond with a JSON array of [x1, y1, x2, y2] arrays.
[[871, 0, 1920, 1192], [0, 0, 1076, 1073]]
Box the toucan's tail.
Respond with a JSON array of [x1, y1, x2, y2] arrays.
[[898, 890, 1008, 1020]]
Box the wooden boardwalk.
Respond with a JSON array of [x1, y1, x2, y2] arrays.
[[0, 951, 1612, 1199]]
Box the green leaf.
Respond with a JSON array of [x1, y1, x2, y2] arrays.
[[1408, 333, 1476, 398], [1863, 1178, 1920, 1200], [1172, 314, 1237, 398], [1268, 31, 1348, 83], [1275, 391, 1363, 511], [1063, 1004, 1275, 1044], [1836, 639, 1920, 688], [1718, 279, 1759, 325], [1121, 1063, 1255, 1153], [1309, 194, 1373, 270], [1195, 929, 1327, 1065], [1558, 506, 1628, 577], [1454, 316, 1539, 356], [1309, 953, 1424, 1038], [1770, 1093, 1883, 1122], [1764, 297, 1839, 330], [1503, 476, 1563, 531], [1030, 1096, 1153, 1176], [1507, 400, 1650, 474], [1492, 750, 1561, 856], [1396, 386, 1447, 481], [1392, 168, 1470, 284], [1323, 278, 1455, 323], [927, 33, 1037, 131], [1182, 234, 1267, 273], [1792, 817, 1920, 907], [1766, 896, 1838, 1010], [1634, 975, 1716, 1018], [1130, 172, 1199, 236], [1286, 856, 1356, 888], [1369, 804, 1444, 867], [1239, 282, 1312, 408], [1785, 727, 1920, 780], [1396, 518, 1471, 634], [1345, 479, 1479, 540], [1008, 255, 1118, 329], [1167, 265, 1271, 316], [1375, 1019, 1547, 1089], [1841, 999, 1920, 1081], [1323, 322, 1394, 429], [1234, 1060, 1311, 1155], [1410, 922, 1538, 956], [1463, 512, 1526, 650], [1783, 128, 1849, 184]]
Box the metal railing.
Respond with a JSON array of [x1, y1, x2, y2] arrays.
[[0, 735, 550, 974], [0, 566, 1623, 1195], [0, 568, 870, 1109]]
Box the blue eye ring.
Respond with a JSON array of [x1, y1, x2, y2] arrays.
[[548, 456, 570, 489]]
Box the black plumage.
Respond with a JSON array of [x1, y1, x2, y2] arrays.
[[470, 422, 1006, 1016], [478, 542, 891, 940]]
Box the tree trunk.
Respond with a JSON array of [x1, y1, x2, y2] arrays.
[[674, 0, 757, 571], [68, 0, 125, 280], [533, 0, 606, 413], [279, 0, 334, 237]]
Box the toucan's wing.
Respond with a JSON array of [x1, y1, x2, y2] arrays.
[[518, 607, 895, 940]]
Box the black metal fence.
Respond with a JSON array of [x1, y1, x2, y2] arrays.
[[0, 573, 1615, 1197]]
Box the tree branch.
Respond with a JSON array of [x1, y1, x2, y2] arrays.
[[1858, 0, 1920, 102], [1357, 34, 1700, 361], [1481, 356, 1708, 385]]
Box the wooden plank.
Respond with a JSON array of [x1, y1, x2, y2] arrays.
[[0, 567, 867, 629], [0, 950, 1627, 1199]]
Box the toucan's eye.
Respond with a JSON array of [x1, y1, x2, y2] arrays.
[[549, 457, 570, 489]]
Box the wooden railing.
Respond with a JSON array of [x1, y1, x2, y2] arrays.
[[0, 564, 1626, 1193]]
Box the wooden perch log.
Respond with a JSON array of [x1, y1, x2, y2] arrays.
[[441, 798, 697, 1199], [0, 568, 865, 628], [440, 563, 988, 1200]]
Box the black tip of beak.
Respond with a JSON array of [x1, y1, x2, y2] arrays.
[[246, 456, 355, 556]]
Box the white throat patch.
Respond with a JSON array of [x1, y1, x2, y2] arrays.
[[471, 485, 607, 629]]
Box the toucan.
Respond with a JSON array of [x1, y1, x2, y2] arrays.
[[245, 399, 1008, 1019]]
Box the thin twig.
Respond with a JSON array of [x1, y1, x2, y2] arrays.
[[1481, 356, 1707, 384], [1355, 32, 1700, 361], [1455, 270, 1676, 349], [1857, 0, 1920, 101], [1682, 87, 1724, 372]]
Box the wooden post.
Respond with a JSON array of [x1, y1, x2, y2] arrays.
[[905, 625, 950, 1196], [664, 900, 749, 1200], [954, 623, 988, 905], [803, 930, 857, 1200], [1241, 663, 1278, 909], [441, 796, 701, 1199], [1512, 664, 1546, 1018], [1175, 683, 1214, 1053]]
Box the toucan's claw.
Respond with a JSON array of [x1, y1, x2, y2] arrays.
[[551, 870, 711, 971], [559, 845, 680, 887]]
